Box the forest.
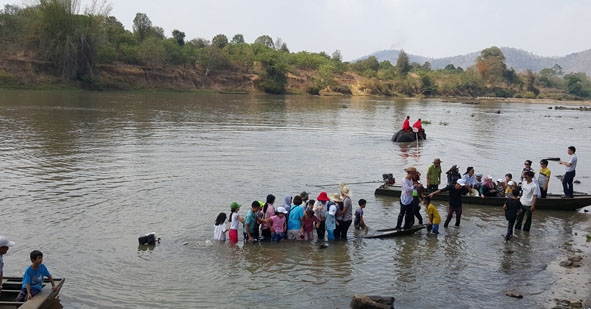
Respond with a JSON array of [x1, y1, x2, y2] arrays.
[[1, 1, 591, 99]]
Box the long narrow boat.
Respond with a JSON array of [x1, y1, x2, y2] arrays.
[[375, 184, 591, 211], [0, 276, 65, 309], [358, 225, 425, 239]]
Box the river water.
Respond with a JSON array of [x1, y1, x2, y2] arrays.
[[1, 90, 590, 308]]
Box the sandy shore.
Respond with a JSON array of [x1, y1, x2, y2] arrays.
[[544, 211, 591, 308]]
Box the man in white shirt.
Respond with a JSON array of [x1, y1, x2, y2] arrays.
[[560, 146, 578, 198], [515, 171, 537, 232]]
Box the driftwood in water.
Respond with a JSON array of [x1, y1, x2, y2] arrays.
[[350, 295, 395, 309]]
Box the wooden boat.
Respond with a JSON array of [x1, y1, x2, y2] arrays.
[[359, 225, 425, 239], [0, 276, 64, 309], [374, 184, 591, 211]]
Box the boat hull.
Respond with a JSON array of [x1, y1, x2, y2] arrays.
[[0, 277, 64, 309], [375, 185, 591, 211]]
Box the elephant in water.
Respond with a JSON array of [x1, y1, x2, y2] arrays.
[[391, 128, 427, 142]]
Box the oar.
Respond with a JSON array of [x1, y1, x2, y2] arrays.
[[306, 180, 381, 187], [543, 157, 561, 162]]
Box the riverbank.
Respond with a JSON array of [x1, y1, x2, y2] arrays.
[[545, 213, 591, 308]]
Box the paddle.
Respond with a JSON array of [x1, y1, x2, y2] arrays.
[[543, 157, 561, 162]]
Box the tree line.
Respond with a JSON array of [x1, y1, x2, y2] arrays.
[[1, 1, 590, 98]]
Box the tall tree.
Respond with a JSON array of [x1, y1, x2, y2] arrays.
[[230, 34, 244, 44], [211, 34, 228, 49], [254, 35, 274, 49], [396, 50, 411, 76], [172, 29, 185, 46], [133, 13, 151, 41], [476, 46, 507, 84]]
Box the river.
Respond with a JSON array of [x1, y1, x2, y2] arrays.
[[1, 90, 590, 308]]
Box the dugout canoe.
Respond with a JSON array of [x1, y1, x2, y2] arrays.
[[0, 276, 64, 309], [374, 185, 591, 211], [358, 225, 425, 239]]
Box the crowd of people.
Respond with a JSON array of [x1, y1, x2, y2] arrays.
[[213, 184, 370, 243], [400, 145, 578, 243]]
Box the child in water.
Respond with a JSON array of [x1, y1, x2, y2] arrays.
[[213, 212, 228, 241], [423, 196, 441, 234], [503, 188, 522, 243], [301, 209, 320, 241], [228, 202, 243, 243], [354, 199, 369, 231], [265, 206, 288, 242]]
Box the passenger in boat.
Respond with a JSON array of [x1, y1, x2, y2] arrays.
[[506, 181, 517, 197], [16, 250, 57, 302], [301, 209, 320, 241], [395, 167, 418, 230], [0, 236, 16, 295], [422, 196, 440, 234], [560, 146, 577, 198], [313, 192, 331, 240], [287, 195, 305, 240], [243, 201, 262, 243], [354, 199, 369, 231], [228, 202, 243, 243], [503, 188, 523, 243], [260, 194, 276, 241], [538, 159, 551, 198], [336, 184, 353, 241], [515, 171, 537, 232], [462, 167, 480, 196], [213, 212, 228, 241], [446, 165, 461, 186], [426, 158, 442, 193], [474, 174, 483, 191], [496, 178, 506, 196], [402, 115, 411, 131], [479, 176, 499, 198], [326, 194, 341, 240], [429, 178, 470, 228], [268, 207, 288, 242], [412, 118, 422, 132], [521, 160, 534, 181], [504, 174, 515, 197]]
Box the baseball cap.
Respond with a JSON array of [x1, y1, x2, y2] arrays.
[[456, 179, 466, 186], [277, 207, 288, 214], [0, 236, 15, 247]]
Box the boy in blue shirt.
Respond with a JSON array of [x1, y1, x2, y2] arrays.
[[16, 250, 57, 301]]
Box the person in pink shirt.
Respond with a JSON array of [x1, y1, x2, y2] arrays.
[[260, 194, 276, 241], [267, 207, 288, 242]]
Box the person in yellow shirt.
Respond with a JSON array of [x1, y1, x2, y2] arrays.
[[538, 159, 551, 198], [422, 196, 441, 234]]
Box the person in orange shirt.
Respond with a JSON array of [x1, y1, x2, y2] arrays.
[[402, 115, 411, 131]]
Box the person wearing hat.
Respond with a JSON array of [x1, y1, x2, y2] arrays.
[[429, 178, 470, 228], [446, 165, 461, 186], [426, 158, 443, 193], [325, 193, 341, 240], [0, 236, 16, 295], [395, 167, 419, 230], [335, 184, 353, 241], [313, 192, 331, 241], [228, 202, 243, 243]]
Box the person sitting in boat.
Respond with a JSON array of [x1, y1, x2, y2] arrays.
[[402, 116, 411, 131], [480, 175, 499, 198], [496, 179, 506, 196], [462, 167, 480, 196], [474, 173, 483, 191], [504, 174, 514, 197], [16, 250, 57, 302], [412, 118, 422, 132], [446, 165, 461, 186]]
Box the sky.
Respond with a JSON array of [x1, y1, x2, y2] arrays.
[[3, 0, 591, 61]]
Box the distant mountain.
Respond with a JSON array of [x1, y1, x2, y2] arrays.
[[359, 48, 591, 75]]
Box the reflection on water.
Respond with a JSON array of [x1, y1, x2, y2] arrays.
[[1, 91, 590, 308]]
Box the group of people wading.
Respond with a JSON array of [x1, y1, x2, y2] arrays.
[[213, 184, 370, 243], [395, 146, 578, 242]]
